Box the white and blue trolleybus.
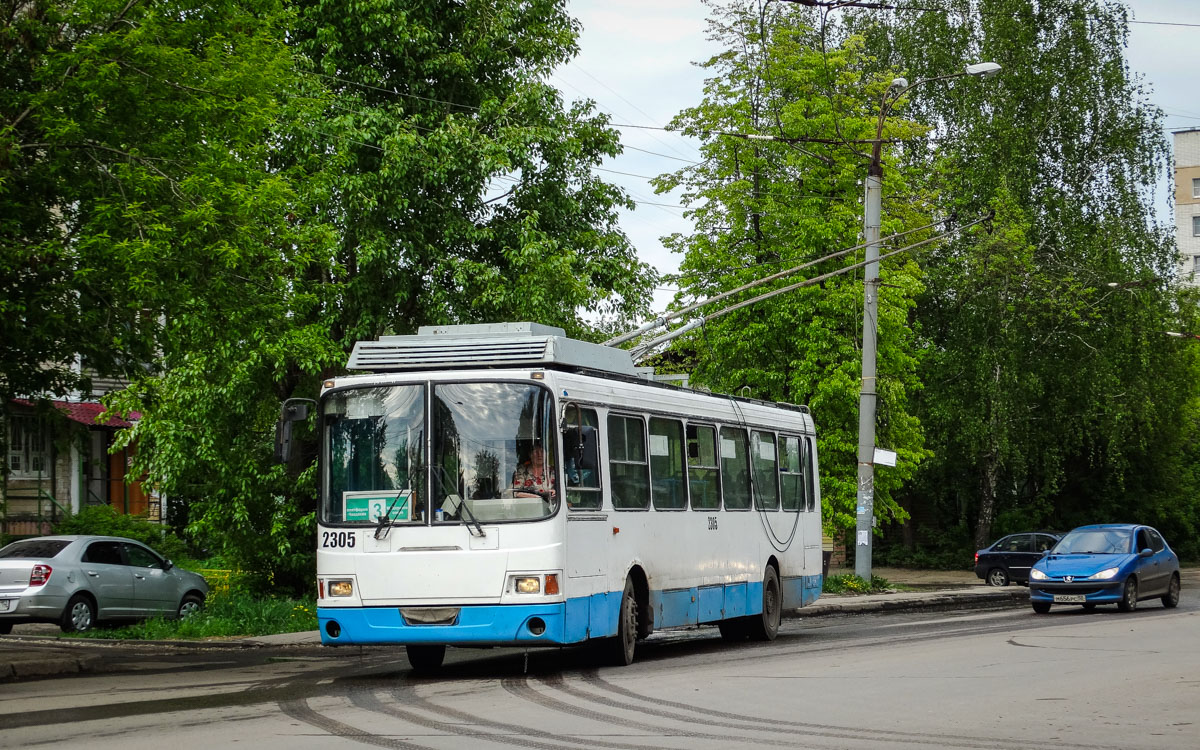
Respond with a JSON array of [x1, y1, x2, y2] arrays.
[[291, 323, 823, 669]]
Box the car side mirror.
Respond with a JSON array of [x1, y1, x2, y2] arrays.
[[1040, 549, 1051, 557], [163, 559, 174, 571], [1139, 548, 1153, 557]]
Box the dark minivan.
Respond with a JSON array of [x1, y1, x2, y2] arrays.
[[974, 532, 1061, 586]]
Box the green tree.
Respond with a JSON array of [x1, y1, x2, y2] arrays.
[[106, 0, 657, 591], [848, 0, 1194, 551], [655, 1, 931, 539], [0, 0, 311, 523]]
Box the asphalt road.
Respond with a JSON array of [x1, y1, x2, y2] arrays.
[[1, 593, 1197, 749]]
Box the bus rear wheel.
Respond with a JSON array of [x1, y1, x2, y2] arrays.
[[717, 619, 748, 642], [607, 578, 637, 666], [747, 566, 781, 641]]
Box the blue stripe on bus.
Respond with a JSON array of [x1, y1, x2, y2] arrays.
[[319, 576, 824, 646]]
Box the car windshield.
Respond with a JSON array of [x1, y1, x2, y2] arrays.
[[1053, 529, 1132, 555], [0, 539, 71, 559]]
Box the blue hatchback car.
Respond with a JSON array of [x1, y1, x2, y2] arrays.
[[1028, 524, 1181, 614]]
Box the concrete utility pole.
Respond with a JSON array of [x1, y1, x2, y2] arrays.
[[855, 62, 1000, 581]]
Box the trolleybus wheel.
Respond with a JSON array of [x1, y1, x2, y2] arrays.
[[747, 566, 781, 641], [406, 644, 446, 673], [717, 619, 748, 642], [608, 578, 637, 666]]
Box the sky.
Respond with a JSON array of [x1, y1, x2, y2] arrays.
[[553, 0, 1200, 313]]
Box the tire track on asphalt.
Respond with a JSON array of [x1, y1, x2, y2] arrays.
[[279, 697, 427, 749], [354, 682, 657, 750], [538, 670, 1128, 750], [502, 671, 912, 749]]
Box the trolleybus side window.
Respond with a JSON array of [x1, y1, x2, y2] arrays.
[[779, 435, 803, 511], [322, 385, 425, 524], [608, 413, 649, 510], [803, 436, 816, 511], [563, 405, 602, 510], [686, 423, 720, 510], [751, 430, 780, 511], [719, 426, 751, 510], [649, 417, 687, 510]]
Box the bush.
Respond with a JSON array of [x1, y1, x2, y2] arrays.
[[52, 505, 192, 561], [823, 574, 892, 594]]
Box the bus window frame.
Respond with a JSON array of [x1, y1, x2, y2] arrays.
[[718, 425, 753, 512], [750, 429, 781, 512], [686, 422, 721, 511], [607, 411, 651, 511], [778, 434, 804, 513], [562, 403, 603, 510], [648, 416, 688, 511]]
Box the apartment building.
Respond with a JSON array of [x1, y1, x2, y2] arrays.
[[1176, 128, 1200, 285]]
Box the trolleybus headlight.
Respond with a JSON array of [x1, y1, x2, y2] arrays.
[[329, 579, 354, 597], [514, 576, 541, 594]]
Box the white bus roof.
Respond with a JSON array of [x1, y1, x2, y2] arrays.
[[348, 322, 641, 376]]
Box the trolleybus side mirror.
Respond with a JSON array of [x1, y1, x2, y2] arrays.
[[274, 399, 315, 463]]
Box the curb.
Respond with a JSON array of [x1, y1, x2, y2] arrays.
[[792, 587, 1029, 618]]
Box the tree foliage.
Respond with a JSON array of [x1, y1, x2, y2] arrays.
[[846, 0, 1198, 553], [4, 0, 655, 590], [656, 1, 933, 538]]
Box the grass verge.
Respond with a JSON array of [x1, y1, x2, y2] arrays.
[[72, 591, 317, 640]]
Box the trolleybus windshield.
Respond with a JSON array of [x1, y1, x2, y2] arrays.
[[320, 381, 558, 526]]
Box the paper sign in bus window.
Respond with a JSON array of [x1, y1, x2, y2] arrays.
[[344, 490, 411, 523], [649, 435, 670, 456]]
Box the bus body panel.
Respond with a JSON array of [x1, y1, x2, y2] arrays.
[[315, 362, 823, 651]]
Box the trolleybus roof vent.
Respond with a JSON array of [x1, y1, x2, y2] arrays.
[[349, 322, 641, 376]]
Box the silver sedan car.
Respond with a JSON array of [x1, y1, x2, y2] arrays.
[[0, 535, 209, 633]]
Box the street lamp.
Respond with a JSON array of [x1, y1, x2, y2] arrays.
[[855, 62, 1001, 581]]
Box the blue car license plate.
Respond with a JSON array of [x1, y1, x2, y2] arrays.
[[1052, 594, 1086, 603]]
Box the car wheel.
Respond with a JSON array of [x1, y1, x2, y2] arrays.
[[1162, 574, 1181, 609], [177, 594, 204, 620], [747, 566, 781, 641], [1117, 577, 1138, 612], [986, 568, 1009, 587], [405, 644, 446, 674], [607, 577, 638, 666], [1031, 601, 1051, 614], [60, 594, 96, 633], [0, 621, 12, 635]]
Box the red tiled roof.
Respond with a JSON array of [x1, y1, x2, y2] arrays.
[[12, 399, 139, 428]]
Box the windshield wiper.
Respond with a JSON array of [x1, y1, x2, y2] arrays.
[[435, 466, 485, 538], [373, 491, 409, 540]]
